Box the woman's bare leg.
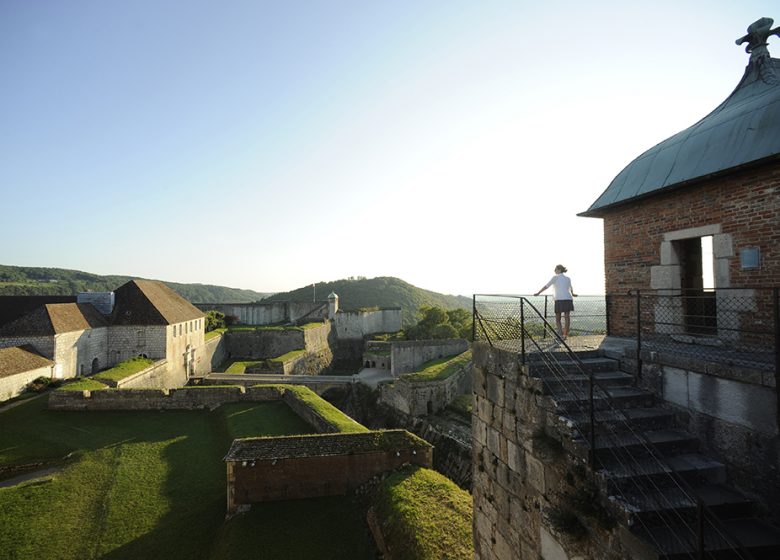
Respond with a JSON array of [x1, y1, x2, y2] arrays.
[[563, 312, 571, 338], [555, 312, 563, 337]]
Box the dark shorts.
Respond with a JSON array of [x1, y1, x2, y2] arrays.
[[555, 299, 574, 313]]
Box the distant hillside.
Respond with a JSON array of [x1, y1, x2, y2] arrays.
[[262, 276, 471, 326], [0, 265, 270, 303]]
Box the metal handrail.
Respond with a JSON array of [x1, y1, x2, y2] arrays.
[[473, 295, 759, 559]]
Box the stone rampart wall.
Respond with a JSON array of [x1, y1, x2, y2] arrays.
[[334, 309, 402, 340], [48, 384, 285, 411], [380, 360, 473, 416], [113, 360, 181, 389], [195, 302, 328, 326], [201, 334, 227, 374], [0, 363, 53, 402], [390, 339, 469, 376], [472, 343, 632, 560], [226, 330, 304, 359]]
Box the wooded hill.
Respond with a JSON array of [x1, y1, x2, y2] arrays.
[[262, 276, 471, 326], [0, 265, 270, 303]]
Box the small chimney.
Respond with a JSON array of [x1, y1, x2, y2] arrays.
[[77, 292, 115, 315]]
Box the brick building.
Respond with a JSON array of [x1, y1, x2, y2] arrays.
[[0, 279, 206, 396], [580, 20, 780, 337]]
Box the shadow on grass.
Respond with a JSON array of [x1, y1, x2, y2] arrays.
[[0, 397, 375, 559]]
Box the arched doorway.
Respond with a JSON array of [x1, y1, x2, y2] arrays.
[[91, 358, 100, 374]]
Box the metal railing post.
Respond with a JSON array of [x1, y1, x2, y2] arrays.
[[589, 370, 596, 470], [774, 288, 780, 434], [605, 294, 611, 336], [472, 294, 477, 342], [636, 290, 643, 379], [697, 497, 705, 560], [520, 298, 526, 365], [543, 295, 549, 339]]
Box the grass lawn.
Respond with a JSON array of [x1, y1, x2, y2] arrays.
[[92, 356, 154, 384], [375, 466, 473, 560], [214, 360, 263, 373], [204, 328, 227, 341], [0, 397, 374, 559], [402, 350, 472, 382]]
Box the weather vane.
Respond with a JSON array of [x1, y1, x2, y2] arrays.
[[736, 17, 780, 83]]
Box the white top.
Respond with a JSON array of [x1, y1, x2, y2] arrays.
[[541, 274, 573, 301]]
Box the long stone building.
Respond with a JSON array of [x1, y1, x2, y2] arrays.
[[0, 279, 206, 400]]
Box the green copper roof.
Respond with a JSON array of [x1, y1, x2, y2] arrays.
[[580, 54, 780, 217]]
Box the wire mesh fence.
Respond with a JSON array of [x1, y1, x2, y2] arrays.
[[608, 288, 778, 372], [474, 289, 778, 372]]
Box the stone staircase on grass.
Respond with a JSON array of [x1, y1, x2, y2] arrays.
[[527, 350, 780, 560]]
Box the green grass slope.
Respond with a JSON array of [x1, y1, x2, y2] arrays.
[[263, 276, 470, 326], [0, 264, 270, 303], [0, 397, 373, 559]]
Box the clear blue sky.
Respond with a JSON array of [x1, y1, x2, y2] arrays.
[[1, 1, 776, 296]]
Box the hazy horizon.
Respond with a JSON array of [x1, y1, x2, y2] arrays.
[[2, 1, 775, 296]]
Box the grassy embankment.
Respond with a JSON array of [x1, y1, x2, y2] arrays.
[[375, 466, 473, 560], [0, 394, 373, 559], [402, 350, 472, 382]]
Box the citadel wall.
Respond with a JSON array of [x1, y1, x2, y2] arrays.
[[390, 339, 469, 377], [380, 359, 472, 416]]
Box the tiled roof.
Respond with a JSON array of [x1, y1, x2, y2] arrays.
[[111, 279, 204, 326], [0, 303, 108, 337], [0, 345, 54, 379], [224, 430, 431, 462], [581, 57, 780, 217], [0, 296, 77, 328]]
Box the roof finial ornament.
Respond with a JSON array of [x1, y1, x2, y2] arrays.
[[736, 17, 779, 84]]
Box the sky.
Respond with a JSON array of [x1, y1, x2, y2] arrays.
[[1, 0, 776, 297]]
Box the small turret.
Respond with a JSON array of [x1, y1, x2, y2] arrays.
[[327, 292, 339, 318]]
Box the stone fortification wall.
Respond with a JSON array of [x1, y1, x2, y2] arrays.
[[112, 360, 182, 390], [0, 363, 53, 401], [196, 302, 327, 326], [472, 343, 631, 560], [48, 384, 285, 411], [334, 309, 402, 340], [226, 330, 304, 359], [380, 360, 472, 416], [226, 434, 432, 510], [303, 322, 331, 351], [390, 339, 469, 377], [201, 334, 227, 374]]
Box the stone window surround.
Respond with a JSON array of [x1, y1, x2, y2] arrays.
[[651, 224, 733, 291]]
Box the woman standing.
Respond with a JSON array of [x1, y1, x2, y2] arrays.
[[534, 265, 577, 339]]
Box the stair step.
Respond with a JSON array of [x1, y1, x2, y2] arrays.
[[539, 371, 635, 393], [553, 386, 655, 412], [611, 483, 756, 527], [526, 348, 602, 362], [529, 356, 619, 375], [567, 429, 700, 461], [631, 517, 780, 559], [599, 453, 726, 491], [558, 407, 676, 437]]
